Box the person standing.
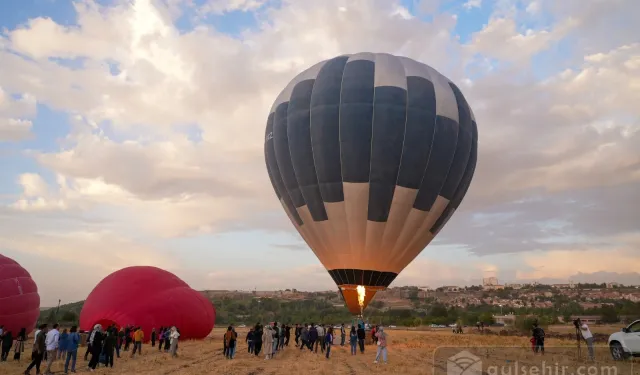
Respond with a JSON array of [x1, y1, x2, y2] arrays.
[[157, 327, 164, 351], [14, 328, 26, 361], [223, 326, 237, 359], [349, 326, 358, 355], [44, 323, 60, 374], [87, 324, 104, 371], [57, 329, 68, 360], [357, 324, 366, 354], [230, 327, 238, 359], [271, 324, 277, 358], [315, 324, 325, 353], [271, 322, 279, 357], [532, 323, 545, 355], [294, 324, 300, 346], [64, 326, 80, 374], [299, 324, 309, 351], [246, 328, 255, 354], [126, 326, 134, 352], [1, 330, 13, 361], [308, 324, 318, 353], [325, 327, 333, 359], [163, 329, 171, 352], [253, 324, 263, 357], [169, 327, 180, 358], [374, 326, 388, 364], [103, 330, 116, 368], [25, 324, 47, 375], [340, 324, 346, 346], [131, 327, 144, 358], [115, 327, 124, 358], [151, 328, 157, 347], [84, 327, 95, 361], [285, 324, 291, 347], [262, 325, 274, 360], [579, 319, 595, 361], [279, 323, 286, 350], [371, 325, 377, 345]]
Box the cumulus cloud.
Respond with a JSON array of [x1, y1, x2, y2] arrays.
[[0, 87, 36, 141], [0, 0, 638, 303]]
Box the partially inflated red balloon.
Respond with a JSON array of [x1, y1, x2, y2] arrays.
[[79, 266, 215, 340], [0, 254, 40, 334]]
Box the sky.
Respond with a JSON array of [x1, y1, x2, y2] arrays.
[[0, 0, 638, 307]]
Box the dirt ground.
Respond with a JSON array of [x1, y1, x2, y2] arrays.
[[3, 328, 637, 375]]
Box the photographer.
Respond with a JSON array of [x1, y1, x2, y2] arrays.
[[576, 319, 595, 361]]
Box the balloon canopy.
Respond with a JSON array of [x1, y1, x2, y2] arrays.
[[264, 53, 478, 315], [0, 254, 40, 334], [80, 266, 215, 340]]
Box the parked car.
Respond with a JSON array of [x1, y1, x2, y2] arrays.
[[608, 319, 640, 360]]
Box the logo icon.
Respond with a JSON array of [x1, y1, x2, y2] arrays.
[[447, 350, 482, 375]]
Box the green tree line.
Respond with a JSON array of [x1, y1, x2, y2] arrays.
[[39, 296, 640, 328]]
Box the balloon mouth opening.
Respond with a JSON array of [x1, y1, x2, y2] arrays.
[[93, 319, 119, 330]]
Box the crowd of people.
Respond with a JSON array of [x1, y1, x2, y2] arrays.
[[0, 326, 27, 361], [231, 321, 388, 363], [1, 323, 182, 374], [2, 320, 390, 373]]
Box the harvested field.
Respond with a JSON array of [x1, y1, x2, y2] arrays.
[[4, 328, 638, 374]]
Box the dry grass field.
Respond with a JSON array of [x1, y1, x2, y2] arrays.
[[3, 327, 637, 375]]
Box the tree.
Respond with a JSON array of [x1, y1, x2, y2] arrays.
[[478, 312, 495, 325], [45, 309, 57, 324], [429, 304, 448, 318], [601, 305, 619, 323], [61, 310, 78, 322]]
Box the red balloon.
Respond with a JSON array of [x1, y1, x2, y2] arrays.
[[80, 266, 215, 340], [0, 254, 40, 335]]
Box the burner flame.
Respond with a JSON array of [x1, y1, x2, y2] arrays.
[[356, 285, 366, 314]]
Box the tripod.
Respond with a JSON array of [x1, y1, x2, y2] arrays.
[[575, 325, 582, 359]]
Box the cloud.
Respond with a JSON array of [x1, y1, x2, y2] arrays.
[[462, 0, 482, 10], [199, 0, 268, 15], [0, 118, 33, 142], [0, 0, 638, 304], [270, 243, 307, 251], [0, 87, 36, 141]]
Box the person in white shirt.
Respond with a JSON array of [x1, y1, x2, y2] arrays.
[[315, 325, 325, 353], [169, 326, 180, 358], [579, 319, 595, 361], [44, 324, 60, 374]]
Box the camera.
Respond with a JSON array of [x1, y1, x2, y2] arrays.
[[573, 319, 580, 329]]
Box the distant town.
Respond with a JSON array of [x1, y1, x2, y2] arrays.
[[43, 278, 640, 328], [197, 278, 640, 325]]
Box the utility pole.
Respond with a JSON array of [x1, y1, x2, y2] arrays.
[[55, 299, 61, 321]]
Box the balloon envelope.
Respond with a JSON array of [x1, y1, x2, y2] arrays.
[[0, 254, 40, 334], [264, 53, 478, 314], [80, 266, 215, 340]]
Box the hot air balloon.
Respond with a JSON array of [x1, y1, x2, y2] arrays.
[[264, 53, 477, 315], [80, 266, 215, 340], [0, 254, 40, 334]]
